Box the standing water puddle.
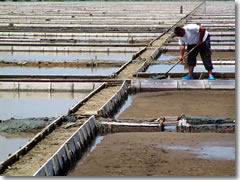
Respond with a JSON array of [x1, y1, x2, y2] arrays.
[[164, 125, 176, 132], [89, 136, 104, 152], [156, 142, 235, 160], [114, 94, 135, 119]]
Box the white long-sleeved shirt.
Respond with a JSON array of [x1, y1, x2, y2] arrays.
[[178, 24, 209, 45]]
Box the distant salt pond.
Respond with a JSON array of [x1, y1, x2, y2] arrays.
[[0, 51, 132, 61], [0, 66, 120, 75]]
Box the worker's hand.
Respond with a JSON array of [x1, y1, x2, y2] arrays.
[[179, 56, 183, 61]]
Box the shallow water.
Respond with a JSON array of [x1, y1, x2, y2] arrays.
[[40, 42, 131, 45], [0, 135, 31, 163], [90, 136, 104, 152], [157, 51, 236, 62], [157, 54, 178, 61], [197, 145, 235, 160], [0, 91, 90, 120], [156, 142, 235, 160], [114, 94, 134, 119], [0, 51, 132, 61], [164, 125, 176, 132], [0, 66, 120, 75], [146, 64, 235, 73], [211, 41, 235, 45]]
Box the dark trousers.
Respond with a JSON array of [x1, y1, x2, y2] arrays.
[[187, 35, 214, 71]]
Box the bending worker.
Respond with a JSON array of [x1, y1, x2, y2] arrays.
[[174, 24, 215, 80]]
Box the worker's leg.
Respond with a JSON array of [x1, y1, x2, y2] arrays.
[[199, 35, 214, 78], [188, 66, 194, 77], [186, 45, 199, 77]]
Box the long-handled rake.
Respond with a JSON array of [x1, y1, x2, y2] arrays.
[[152, 44, 198, 80]]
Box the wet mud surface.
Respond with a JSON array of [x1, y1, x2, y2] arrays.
[[118, 90, 235, 121], [69, 132, 235, 176], [0, 117, 55, 133]]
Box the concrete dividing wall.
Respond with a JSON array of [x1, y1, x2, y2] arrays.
[[131, 79, 235, 91], [0, 31, 159, 46], [97, 81, 128, 118], [0, 32, 162, 38], [134, 60, 150, 77], [33, 115, 97, 176], [150, 47, 163, 60], [100, 121, 163, 133], [0, 82, 19, 91], [0, 82, 102, 92], [162, 46, 235, 52], [177, 115, 235, 133], [134, 72, 235, 79], [0, 45, 142, 53]]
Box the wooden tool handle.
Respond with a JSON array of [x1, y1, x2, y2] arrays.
[[166, 59, 181, 74], [182, 44, 198, 59], [165, 44, 199, 75]]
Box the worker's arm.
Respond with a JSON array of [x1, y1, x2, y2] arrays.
[[198, 26, 206, 45], [179, 44, 185, 61]]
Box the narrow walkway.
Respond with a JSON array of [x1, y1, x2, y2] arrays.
[[2, 85, 122, 176], [73, 86, 122, 117], [2, 119, 86, 176]]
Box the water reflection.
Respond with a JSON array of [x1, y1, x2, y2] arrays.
[[156, 143, 235, 160], [0, 91, 90, 120], [114, 94, 134, 119], [0, 135, 31, 163], [157, 54, 178, 61]]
